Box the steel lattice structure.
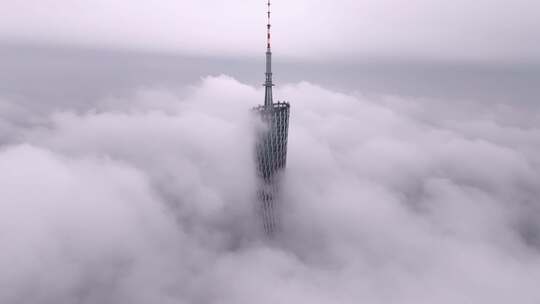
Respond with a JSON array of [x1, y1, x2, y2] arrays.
[[254, 103, 290, 234], [254, 0, 290, 235]]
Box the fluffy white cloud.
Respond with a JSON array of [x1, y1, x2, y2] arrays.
[[1, 76, 540, 303]]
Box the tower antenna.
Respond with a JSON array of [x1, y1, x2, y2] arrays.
[[267, 0, 272, 50], [264, 0, 274, 107]]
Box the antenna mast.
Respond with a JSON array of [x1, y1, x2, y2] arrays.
[[264, 0, 274, 107]]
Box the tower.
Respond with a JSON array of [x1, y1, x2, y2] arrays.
[[254, 0, 291, 236]]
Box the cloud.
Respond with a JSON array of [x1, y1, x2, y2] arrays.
[[1, 75, 540, 303], [1, 0, 539, 62]]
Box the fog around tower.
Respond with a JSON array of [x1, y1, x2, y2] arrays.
[[2, 0, 540, 302], [2, 72, 540, 302]]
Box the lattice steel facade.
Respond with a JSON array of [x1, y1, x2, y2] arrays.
[[254, 102, 290, 235]]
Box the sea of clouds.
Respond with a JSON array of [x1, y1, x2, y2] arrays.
[[1, 75, 540, 303]]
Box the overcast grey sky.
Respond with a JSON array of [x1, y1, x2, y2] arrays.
[[1, 0, 539, 109], [1, 0, 540, 63]]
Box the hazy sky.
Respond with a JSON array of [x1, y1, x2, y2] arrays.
[[1, 0, 539, 108], [2, 0, 540, 63]]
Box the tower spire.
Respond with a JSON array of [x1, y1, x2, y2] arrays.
[[254, 0, 291, 236], [264, 0, 274, 107]]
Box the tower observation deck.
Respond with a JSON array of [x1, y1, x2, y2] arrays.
[[254, 0, 291, 236]]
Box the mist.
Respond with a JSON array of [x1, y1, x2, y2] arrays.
[[1, 0, 540, 301], [1, 71, 540, 303]]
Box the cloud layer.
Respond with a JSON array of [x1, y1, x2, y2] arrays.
[[1, 75, 540, 303]]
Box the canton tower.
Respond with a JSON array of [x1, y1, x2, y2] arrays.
[[254, 0, 291, 236]]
